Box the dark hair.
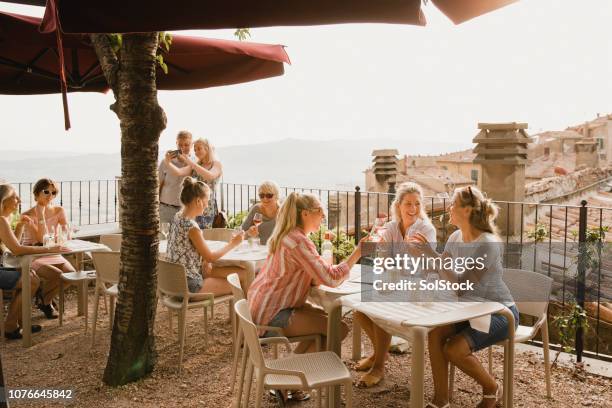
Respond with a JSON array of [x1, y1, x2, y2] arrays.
[[180, 177, 209, 206], [33, 178, 58, 197]]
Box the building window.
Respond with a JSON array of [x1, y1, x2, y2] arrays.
[[471, 169, 479, 182], [598, 138, 604, 150], [441, 165, 448, 171]]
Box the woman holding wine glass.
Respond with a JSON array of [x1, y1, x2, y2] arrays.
[[353, 182, 437, 387], [20, 178, 76, 320], [241, 181, 281, 245]]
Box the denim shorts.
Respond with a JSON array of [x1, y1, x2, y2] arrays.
[[263, 308, 295, 337], [187, 275, 204, 293], [0, 267, 20, 290], [455, 304, 520, 352]]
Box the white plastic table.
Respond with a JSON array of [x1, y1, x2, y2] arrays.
[[159, 239, 268, 288], [19, 239, 110, 347], [309, 270, 516, 408]]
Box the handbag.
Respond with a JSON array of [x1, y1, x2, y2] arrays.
[[213, 211, 228, 228]]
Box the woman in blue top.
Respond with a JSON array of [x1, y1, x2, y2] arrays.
[[410, 186, 517, 408]]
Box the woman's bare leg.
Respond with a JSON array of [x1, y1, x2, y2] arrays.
[[428, 324, 456, 406], [5, 272, 40, 332], [281, 303, 348, 354], [34, 264, 63, 305], [353, 311, 377, 370], [443, 335, 497, 408]]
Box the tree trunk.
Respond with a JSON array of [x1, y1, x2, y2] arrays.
[[92, 32, 167, 386]]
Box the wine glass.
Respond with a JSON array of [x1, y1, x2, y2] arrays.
[[161, 222, 170, 240], [252, 213, 263, 228]]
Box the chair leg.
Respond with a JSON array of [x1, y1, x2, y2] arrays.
[[210, 303, 214, 320], [253, 374, 264, 408], [352, 318, 362, 361], [168, 308, 173, 332], [109, 296, 116, 330], [178, 308, 187, 375], [229, 299, 234, 324], [317, 387, 322, 408], [230, 328, 243, 393], [542, 318, 552, 398], [91, 288, 101, 347], [236, 347, 249, 408], [488, 346, 493, 374], [273, 343, 279, 359], [203, 305, 209, 347], [243, 361, 254, 408], [448, 363, 456, 402], [59, 281, 65, 326], [103, 292, 108, 315], [315, 334, 321, 352], [502, 340, 509, 408], [82, 281, 89, 334], [0, 289, 5, 341], [345, 380, 353, 408]]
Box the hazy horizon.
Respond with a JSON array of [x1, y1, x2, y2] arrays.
[[1, 0, 610, 155]]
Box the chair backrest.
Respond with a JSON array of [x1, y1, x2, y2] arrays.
[[234, 299, 266, 368], [100, 234, 122, 251], [227, 273, 245, 301], [503, 268, 553, 318], [202, 228, 237, 242], [91, 251, 120, 284], [157, 260, 189, 298]]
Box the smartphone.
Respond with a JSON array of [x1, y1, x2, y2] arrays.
[[170, 149, 181, 157]]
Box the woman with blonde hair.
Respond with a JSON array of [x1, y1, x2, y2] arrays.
[[20, 178, 76, 319], [165, 178, 244, 296], [241, 181, 280, 245], [410, 186, 517, 408], [0, 184, 68, 339], [164, 137, 222, 229], [353, 181, 437, 387]]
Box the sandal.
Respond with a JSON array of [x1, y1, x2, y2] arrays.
[[356, 369, 384, 388], [478, 382, 500, 408]]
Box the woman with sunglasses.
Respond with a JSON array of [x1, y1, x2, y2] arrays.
[[409, 186, 517, 408], [247, 192, 365, 402], [240, 181, 280, 245], [1, 184, 68, 339], [20, 178, 76, 319]]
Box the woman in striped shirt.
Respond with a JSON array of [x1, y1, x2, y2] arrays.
[[248, 192, 364, 355]]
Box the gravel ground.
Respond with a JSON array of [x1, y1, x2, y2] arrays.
[[2, 289, 610, 407]]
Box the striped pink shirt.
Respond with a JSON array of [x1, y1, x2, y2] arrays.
[[247, 228, 350, 328]]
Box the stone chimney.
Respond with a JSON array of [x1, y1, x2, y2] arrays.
[[473, 123, 531, 237], [575, 138, 599, 170], [371, 149, 399, 194]]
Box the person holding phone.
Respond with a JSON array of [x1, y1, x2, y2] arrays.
[[158, 130, 193, 223], [0, 183, 68, 340], [240, 181, 280, 245], [353, 182, 437, 387], [166, 177, 245, 296]]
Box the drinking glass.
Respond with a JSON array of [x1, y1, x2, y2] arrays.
[[370, 217, 387, 242]]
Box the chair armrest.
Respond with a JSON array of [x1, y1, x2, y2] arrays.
[[264, 368, 309, 388], [257, 325, 284, 335], [259, 336, 291, 347]]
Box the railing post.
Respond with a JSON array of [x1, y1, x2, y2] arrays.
[[354, 186, 361, 243], [576, 200, 588, 363], [220, 180, 225, 212]]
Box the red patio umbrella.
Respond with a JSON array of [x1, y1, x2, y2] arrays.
[[0, 11, 289, 126], [33, 0, 517, 34]]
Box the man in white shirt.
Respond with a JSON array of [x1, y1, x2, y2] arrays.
[[158, 130, 193, 223]]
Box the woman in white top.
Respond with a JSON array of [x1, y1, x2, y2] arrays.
[[353, 182, 437, 387], [409, 186, 517, 408]]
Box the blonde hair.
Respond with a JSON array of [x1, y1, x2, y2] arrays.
[[193, 138, 216, 164], [0, 184, 15, 214], [452, 186, 499, 235], [176, 130, 192, 141], [258, 181, 280, 204], [391, 182, 428, 223], [179, 177, 210, 206], [267, 192, 320, 254]]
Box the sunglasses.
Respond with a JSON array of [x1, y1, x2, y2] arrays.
[[42, 190, 58, 196], [259, 193, 274, 199]]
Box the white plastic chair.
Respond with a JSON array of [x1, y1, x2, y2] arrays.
[[449, 268, 553, 400], [0, 289, 5, 340], [91, 251, 120, 346], [226, 273, 321, 406], [234, 299, 352, 408], [157, 259, 214, 374], [99, 234, 122, 251]]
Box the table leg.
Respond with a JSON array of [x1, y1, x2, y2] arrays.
[[410, 327, 427, 408], [499, 308, 515, 408], [82, 281, 89, 333], [20, 256, 33, 348], [326, 303, 342, 408], [76, 253, 85, 316], [352, 318, 362, 361], [243, 262, 256, 293]]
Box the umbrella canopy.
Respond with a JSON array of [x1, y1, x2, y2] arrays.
[[0, 10, 290, 95], [32, 0, 517, 34]]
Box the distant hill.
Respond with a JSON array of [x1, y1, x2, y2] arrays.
[[1, 138, 469, 189]]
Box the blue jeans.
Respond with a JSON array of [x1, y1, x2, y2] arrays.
[[455, 304, 520, 352]]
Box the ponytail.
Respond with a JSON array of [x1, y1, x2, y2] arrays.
[[452, 186, 499, 235], [267, 192, 320, 253]]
